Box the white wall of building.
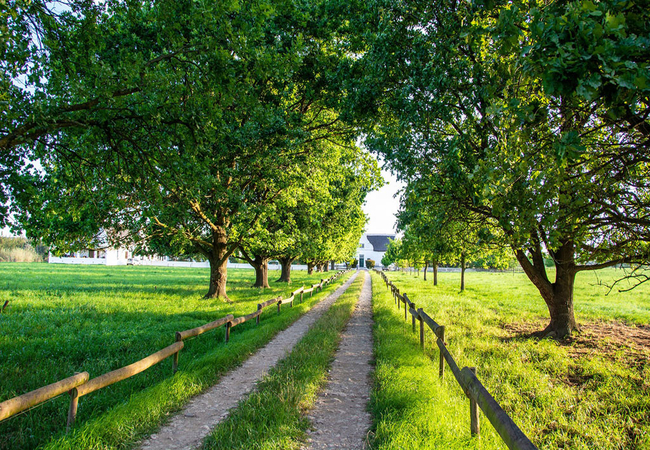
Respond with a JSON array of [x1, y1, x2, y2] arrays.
[[355, 234, 388, 268], [48, 253, 315, 271]]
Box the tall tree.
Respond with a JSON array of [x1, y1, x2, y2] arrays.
[[3, 0, 359, 299], [273, 146, 380, 281], [398, 178, 507, 290], [353, 0, 650, 336], [239, 143, 378, 286]]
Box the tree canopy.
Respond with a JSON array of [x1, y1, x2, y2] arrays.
[[2, 0, 371, 299], [355, 0, 650, 336]]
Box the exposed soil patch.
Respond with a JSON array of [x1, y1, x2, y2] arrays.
[[502, 319, 650, 369]]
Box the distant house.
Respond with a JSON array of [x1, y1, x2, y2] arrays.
[[356, 233, 395, 268], [47, 230, 192, 266]]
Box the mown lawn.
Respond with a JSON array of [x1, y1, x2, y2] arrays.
[[369, 269, 650, 450], [0, 263, 350, 450]]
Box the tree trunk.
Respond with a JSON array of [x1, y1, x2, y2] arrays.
[[433, 261, 438, 286], [423, 261, 428, 281], [515, 238, 580, 337], [276, 257, 293, 283], [251, 255, 269, 288], [460, 252, 466, 292], [307, 262, 315, 275], [330, 260, 335, 270], [544, 265, 578, 337], [324, 262, 329, 272], [205, 229, 230, 300]]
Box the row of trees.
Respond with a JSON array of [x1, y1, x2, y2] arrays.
[[382, 232, 513, 292], [355, 0, 650, 336], [2, 0, 648, 335], [1, 0, 380, 299]]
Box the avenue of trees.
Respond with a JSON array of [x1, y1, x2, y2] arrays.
[[1, 0, 380, 299], [357, 0, 649, 336], [2, 0, 648, 335]]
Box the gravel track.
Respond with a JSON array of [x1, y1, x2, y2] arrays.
[[139, 272, 359, 450], [305, 271, 373, 449]]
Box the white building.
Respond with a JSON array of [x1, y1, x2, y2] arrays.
[[356, 233, 395, 268], [48, 249, 311, 270], [48, 249, 185, 266]]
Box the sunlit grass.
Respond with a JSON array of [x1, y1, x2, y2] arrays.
[[369, 269, 650, 450], [0, 263, 350, 450]]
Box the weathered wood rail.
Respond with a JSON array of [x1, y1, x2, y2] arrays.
[[374, 270, 537, 450], [0, 269, 350, 435]]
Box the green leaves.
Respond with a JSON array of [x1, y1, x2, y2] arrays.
[[3, 0, 372, 296], [353, 0, 650, 288]]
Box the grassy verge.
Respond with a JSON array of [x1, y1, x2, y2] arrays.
[[201, 272, 365, 450], [0, 263, 350, 450], [369, 270, 650, 450]]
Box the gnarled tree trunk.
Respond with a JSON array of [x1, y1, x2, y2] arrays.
[[251, 255, 269, 288], [515, 238, 579, 337], [307, 262, 315, 275], [276, 257, 293, 283], [205, 227, 230, 300], [423, 261, 428, 281], [433, 260, 438, 286]]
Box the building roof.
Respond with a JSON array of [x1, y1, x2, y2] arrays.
[[366, 234, 395, 252]]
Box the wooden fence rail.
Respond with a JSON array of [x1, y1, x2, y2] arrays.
[[0, 269, 350, 435], [176, 314, 234, 341], [0, 372, 89, 422], [373, 270, 537, 450], [68, 341, 184, 429]]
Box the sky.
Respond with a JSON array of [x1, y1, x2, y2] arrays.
[[362, 168, 404, 235]]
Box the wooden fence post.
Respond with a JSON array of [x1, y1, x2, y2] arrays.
[[403, 294, 408, 321], [411, 302, 416, 332], [225, 321, 232, 343], [418, 309, 424, 349], [469, 367, 480, 437], [437, 325, 446, 378], [300, 291, 303, 303], [256, 304, 262, 325], [66, 387, 79, 432], [277, 300, 281, 314], [173, 332, 181, 374]]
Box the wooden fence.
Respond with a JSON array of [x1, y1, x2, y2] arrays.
[[0, 270, 350, 434], [374, 270, 537, 450]]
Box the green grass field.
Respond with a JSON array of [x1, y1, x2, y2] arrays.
[[369, 269, 650, 450], [2, 265, 648, 449], [0, 263, 349, 450]]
